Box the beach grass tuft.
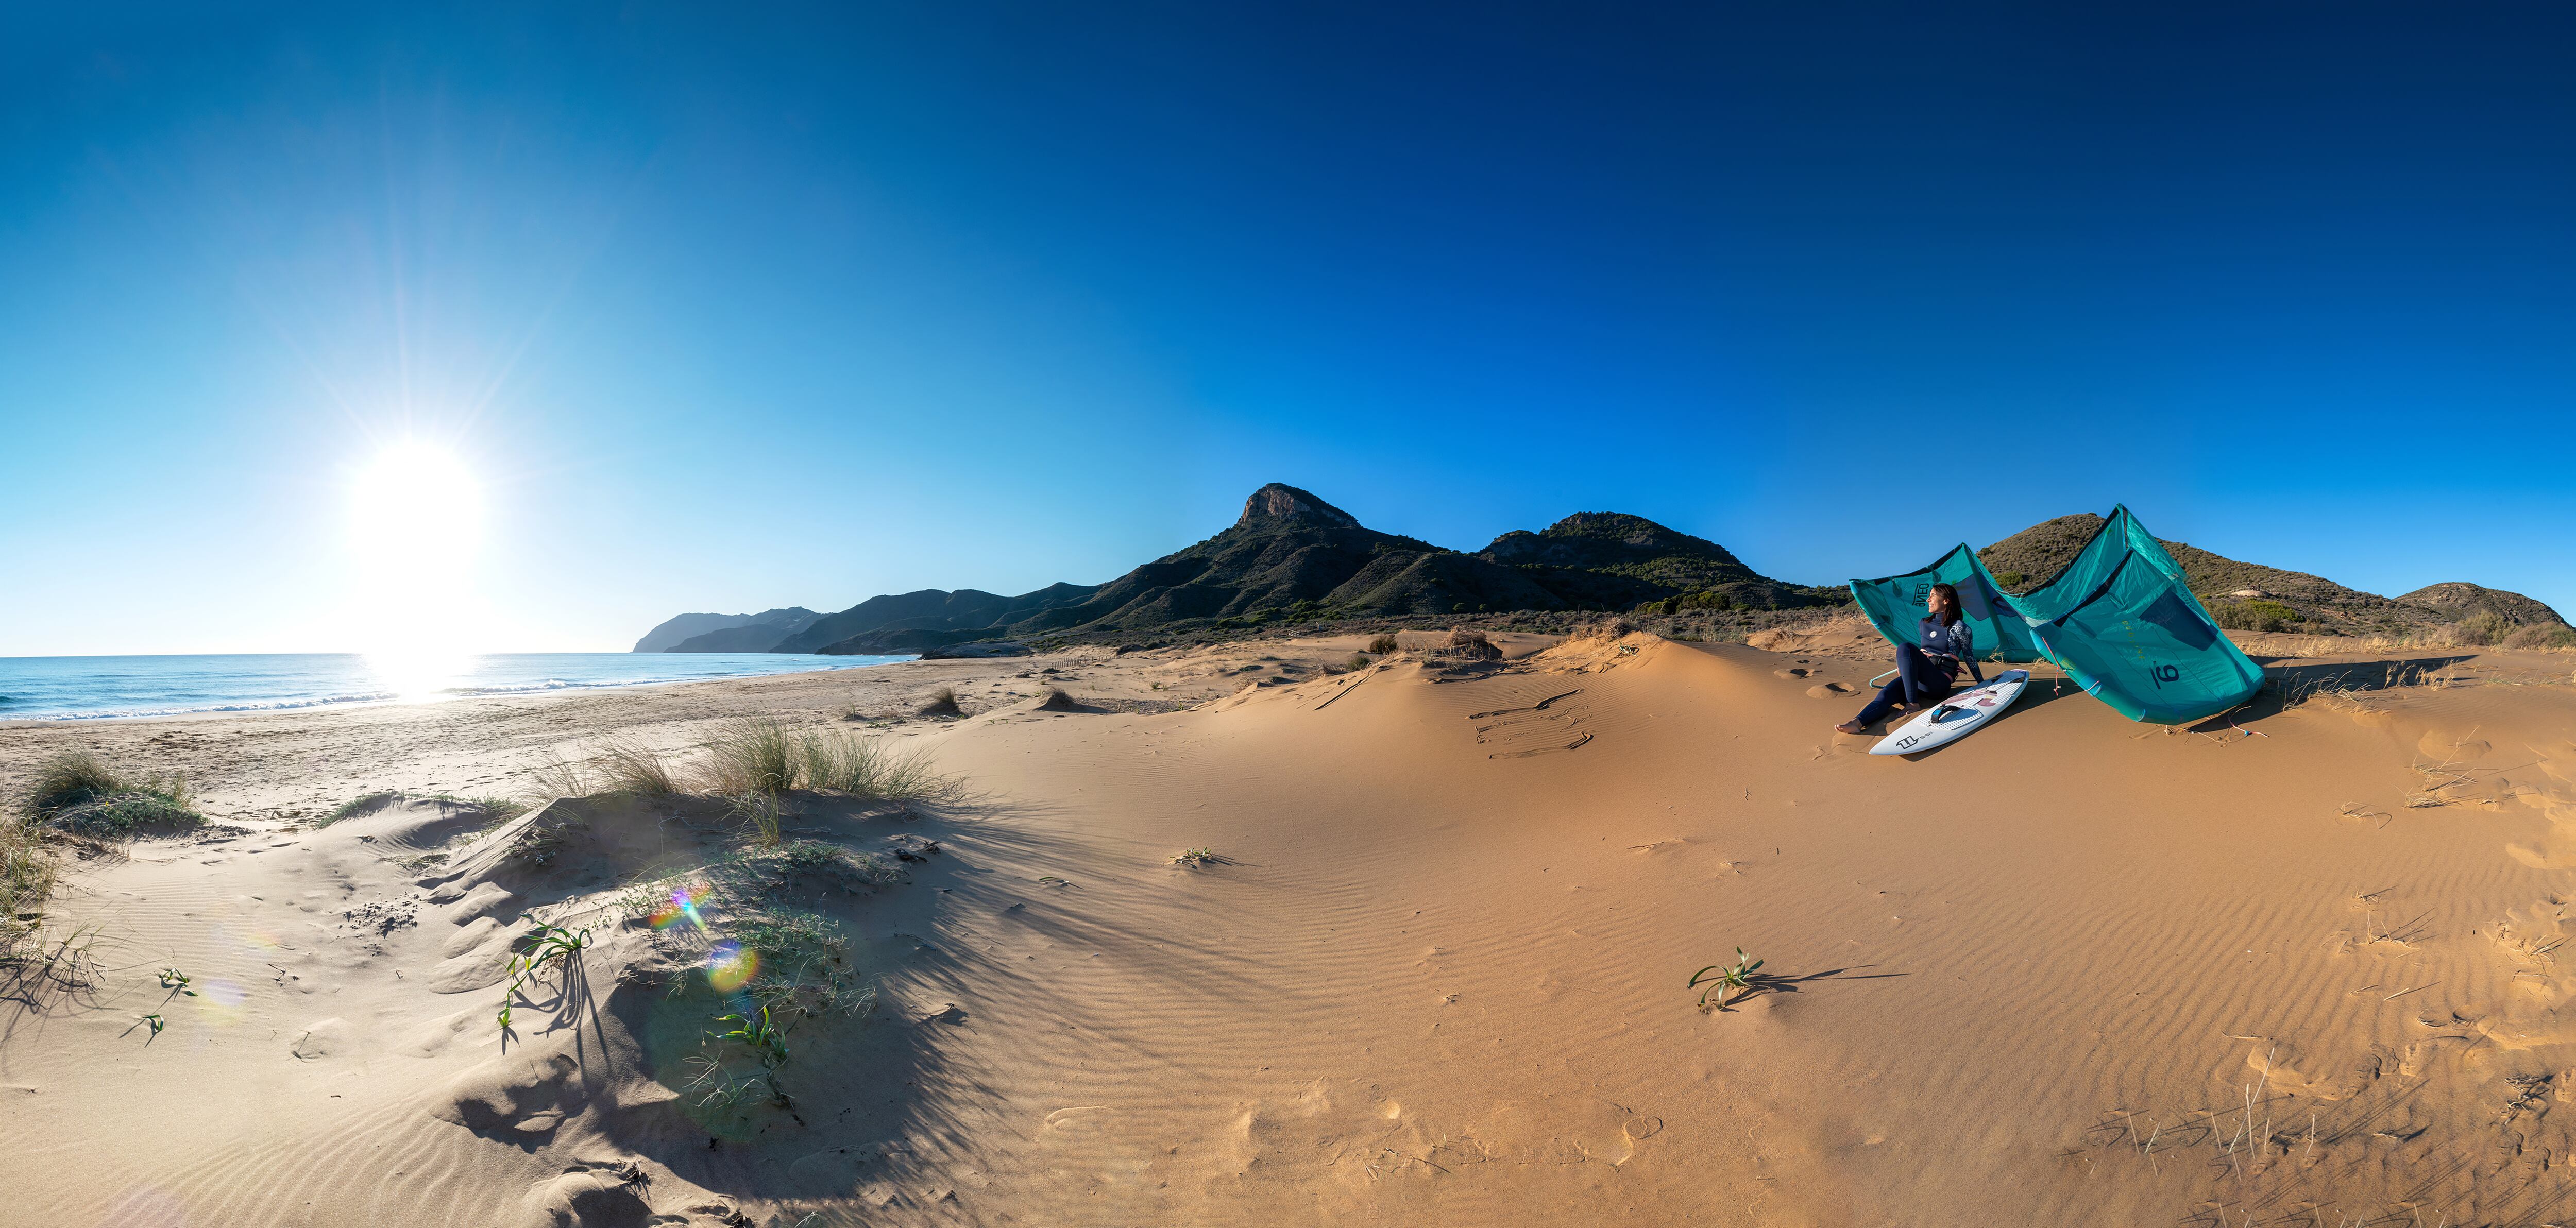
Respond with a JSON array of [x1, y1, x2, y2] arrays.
[[19, 750, 202, 839], [918, 686, 963, 718], [592, 738, 683, 796], [1, 814, 57, 950], [521, 752, 590, 803], [707, 718, 801, 796]]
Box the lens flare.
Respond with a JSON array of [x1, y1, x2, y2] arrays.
[[190, 977, 250, 1026], [650, 883, 711, 931], [705, 941, 758, 993]]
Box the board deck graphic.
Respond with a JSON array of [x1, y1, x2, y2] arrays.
[[1871, 669, 2030, 757]]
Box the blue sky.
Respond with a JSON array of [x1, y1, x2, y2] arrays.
[[3, 3, 2570, 654]]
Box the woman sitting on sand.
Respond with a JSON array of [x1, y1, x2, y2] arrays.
[[1836, 582, 1985, 735]]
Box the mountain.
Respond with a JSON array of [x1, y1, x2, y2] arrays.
[[1977, 514, 2566, 634], [633, 608, 820, 653], [636, 483, 1833, 654], [2395, 582, 2568, 628], [1477, 512, 1843, 611], [775, 585, 1102, 654]]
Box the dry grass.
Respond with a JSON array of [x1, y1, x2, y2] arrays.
[[520, 751, 591, 803], [1, 813, 56, 950], [592, 738, 682, 796], [796, 730, 961, 802], [918, 687, 963, 718], [18, 749, 202, 838], [706, 718, 801, 796], [1366, 633, 1401, 655]]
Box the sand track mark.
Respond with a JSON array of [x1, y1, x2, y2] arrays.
[[1469, 691, 1595, 759]]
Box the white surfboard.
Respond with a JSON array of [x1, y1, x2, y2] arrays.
[[1870, 669, 2029, 757]]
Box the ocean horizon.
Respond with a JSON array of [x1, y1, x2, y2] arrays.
[[0, 651, 907, 722]]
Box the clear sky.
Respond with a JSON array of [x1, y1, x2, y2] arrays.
[[4, 3, 2570, 655]]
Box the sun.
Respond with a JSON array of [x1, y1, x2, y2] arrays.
[[350, 440, 483, 571]]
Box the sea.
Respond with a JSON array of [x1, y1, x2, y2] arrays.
[[0, 652, 908, 722]]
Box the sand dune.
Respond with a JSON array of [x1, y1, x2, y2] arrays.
[[5, 633, 2575, 1224]]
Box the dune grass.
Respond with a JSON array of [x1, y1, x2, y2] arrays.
[[1, 814, 56, 949], [19, 750, 202, 838], [700, 719, 960, 803], [918, 686, 963, 718], [520, 751, 591, 803], [706, 718, 801, 796], [592, 738, 683, 796]]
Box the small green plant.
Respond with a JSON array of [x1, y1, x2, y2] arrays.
[[496, 923, 591, 1031], [709, 1004, 799, 1106], [1171, 847, 1218, 866], [158, 967, 197, 996], [1689, 948, 1765, 1011], [139, 1013, 164, 1036]]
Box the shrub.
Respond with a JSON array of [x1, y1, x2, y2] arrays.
[[1366, 634, 1400, 655], [1992, 570, 2027, 588], [2503, 622, 2576, 651], [2456, 608, 2514, 646], [1637, 590, 1737, 618], [2209, 599, 2298, 634]]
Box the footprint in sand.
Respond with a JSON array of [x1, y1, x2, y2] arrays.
[[1805, 683, 1854, 698]]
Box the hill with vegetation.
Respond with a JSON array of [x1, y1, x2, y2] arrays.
[[641, 484, 1834, 653], [1977, 513, 2567, 639]]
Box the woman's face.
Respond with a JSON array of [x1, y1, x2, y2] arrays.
[[1930, 589, 1955, 620]]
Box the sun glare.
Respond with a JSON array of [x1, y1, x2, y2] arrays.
[[351, 441, 483, 570], [348, 441, 488, 687]]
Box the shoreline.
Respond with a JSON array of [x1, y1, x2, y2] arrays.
[[0, 651, 912, 726]]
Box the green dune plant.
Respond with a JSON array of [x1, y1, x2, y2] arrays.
[[496, 923, 591, 1032], [19, 750, 202, 839], [1689, 948, 1765, 1012]]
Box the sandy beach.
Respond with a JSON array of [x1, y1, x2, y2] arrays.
[[3, 628, 2571, 1225]]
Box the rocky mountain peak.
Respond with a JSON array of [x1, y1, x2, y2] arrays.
[[1235, 483, 1360, 531]]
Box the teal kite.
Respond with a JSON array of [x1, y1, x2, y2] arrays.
[[1847, 506, 2263, 725]]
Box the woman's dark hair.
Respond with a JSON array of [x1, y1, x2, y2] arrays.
[[1928, 582, 1962, 626]]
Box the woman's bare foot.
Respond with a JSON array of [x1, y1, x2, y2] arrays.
[[1834, 720, 1868, 735]]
